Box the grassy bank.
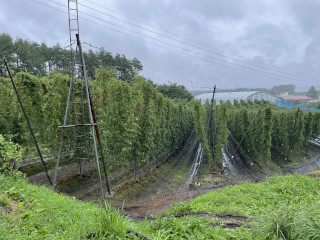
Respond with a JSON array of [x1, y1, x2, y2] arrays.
[[0, 173, 138, 239], [1, 173, 320, 239], [158, 174, 320, 239]]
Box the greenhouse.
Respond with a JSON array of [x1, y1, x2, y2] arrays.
[[195, 91, 277, 104]]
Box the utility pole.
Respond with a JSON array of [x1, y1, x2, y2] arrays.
[[197, 85, 216, 184], [213, 101, 218, 173]]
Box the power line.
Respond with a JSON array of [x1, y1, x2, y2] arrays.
[[81, 41, 213, 89], [76, 9, 319, 86], [143, 65, 214, 89], [81, 41, 299, 91], [70, 2, 320, 85], [28, 0, 318, 87], [29, 0, 212, 89], [80, 0, 320, 81], [81, 42, 304, 93]]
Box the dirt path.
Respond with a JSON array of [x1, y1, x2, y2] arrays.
[[76, 136, 320, 221], [281, 153, 320, 175], [28, 160, 94, 186], [24, 131, 320, 222], [109, 130, 199, 219]]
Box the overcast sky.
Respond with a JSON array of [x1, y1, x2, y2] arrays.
[[1, 0, 320, 91]]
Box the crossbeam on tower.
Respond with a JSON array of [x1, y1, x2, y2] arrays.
[[52, 0, 110, 196]]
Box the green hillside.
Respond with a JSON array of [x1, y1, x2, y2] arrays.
[[1, 172, 320, 239]]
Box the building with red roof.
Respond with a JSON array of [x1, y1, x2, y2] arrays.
[[279, 95, 315, 101]]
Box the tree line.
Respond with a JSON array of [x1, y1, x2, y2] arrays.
[[0, 33, 194, 101], [0, 33, 142, 82]]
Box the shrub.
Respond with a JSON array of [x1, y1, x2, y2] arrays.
[[0, 134, 22, 173]]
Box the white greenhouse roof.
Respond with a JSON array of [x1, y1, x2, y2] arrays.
[[195, 91, 262, 103]]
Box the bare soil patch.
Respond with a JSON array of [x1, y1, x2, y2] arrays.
[[24, 131, 320, 223]]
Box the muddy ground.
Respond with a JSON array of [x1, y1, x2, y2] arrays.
[[102, 141, 320, 220], [23, 132, 320, 221]]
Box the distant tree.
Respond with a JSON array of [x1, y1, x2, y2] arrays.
[[114, 54, 142, 82], [307, 86, 318, 99], [84, 49, 99, 79], [156, 83, 193, 101], [0, 34, 143, 80], [233, 99, 241, 108], [271, 84, 296, 95], [0, 34, 15, 76]]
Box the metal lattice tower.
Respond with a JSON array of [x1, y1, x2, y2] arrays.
[[53, 0, 110, 196], [68, 0, 80, 51], [67, 0, 91, 174]]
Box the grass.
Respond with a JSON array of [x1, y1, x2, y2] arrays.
[[1, 172, 320, 239], [114, 158, 189, 202], [163, 174, 320, 239], [0, 172, 139, 239]]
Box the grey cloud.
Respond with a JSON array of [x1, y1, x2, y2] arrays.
[[1, 0, 320, 91], [287, 0, 320, 37]]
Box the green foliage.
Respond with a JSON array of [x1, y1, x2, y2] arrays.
[[307, 85, 318, 99], [42, 73, 71, 150], [303, 112, 313, 143], [193, 100, 205, 144], [240, 99, 247, 107], [166, 174, 320, 239], [288, 109, 304, 154], [92, 70, 193, 170], [0, 135, 22, 173], [93, 70, 138, 168], [262, 106, 272, 160], [193, 99, 215, 163], [0, 173, 138, 239], [96, 203, 138, 239], [156, 83, 193, 101], [0, 72, 46, 154], [1, 68, 194, 172], [0, 33, 142, 82], [142, 216, 237, 239], [0, 193, 11, 207], [227, 102, 319, 162], [231, 107, 256, 157], [215, 103, 228, 164], [0, 172, 253, 239], [193, 100, 231, 167], [271, 84, 296, 95], [0, 34, 15, 76], [233, 99, 241, 108], [312, 112, 320, 138], [2, 171, 320, 239], [272, 112, 289, 155], [192, 99, 310, 168]]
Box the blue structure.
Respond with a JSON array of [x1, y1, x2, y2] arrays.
[[276, 99, 320, 111], [196, 91, 320, 111]]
